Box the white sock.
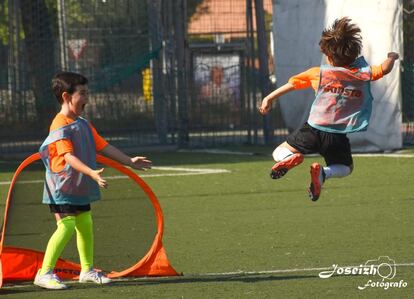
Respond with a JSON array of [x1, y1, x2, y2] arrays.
[[272, 147, 294, 162], [323, 164, 351, 179]]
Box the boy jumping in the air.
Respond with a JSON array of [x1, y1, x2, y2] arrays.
[[259, 17, 399, 201], [34, 72, 152, 289]]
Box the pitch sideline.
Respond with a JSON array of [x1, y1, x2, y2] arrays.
[[0, 166, 231, 186]]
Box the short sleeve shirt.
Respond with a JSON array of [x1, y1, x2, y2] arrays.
[[48, 113, 108, 172]]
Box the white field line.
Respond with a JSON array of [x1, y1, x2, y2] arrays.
[[2, 262, 414, 288], [186, 262, 414, 277], [352, 153, 414, 158], [178, 149, 256, 156], [59, 261, 414, 283], [178, 148, 414, 158], [304, 153, 414, 158], [0, 166, 231, 186]]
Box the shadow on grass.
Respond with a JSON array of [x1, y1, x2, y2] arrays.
[[0, 272, 318, 295], [113, 273, 318, 286]]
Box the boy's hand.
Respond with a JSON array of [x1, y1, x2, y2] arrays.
[[130, 156, 152, 171], [258, 83, 295, 114], [90, 168, 107, 188], [259, 98, 272, 115], [387, 52, 399, 60], [382, 52, 400, 75]]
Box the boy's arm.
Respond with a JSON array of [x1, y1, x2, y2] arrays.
[[259, 82, 295, 115], [259, 67, 319, 115], [100, 144, 152, 170], [381, 52, 399, 75], [64, 153, 107, 188]]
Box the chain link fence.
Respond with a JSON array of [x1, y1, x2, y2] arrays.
[[0, 0, 413, 156], [1, 0, 282, 156]]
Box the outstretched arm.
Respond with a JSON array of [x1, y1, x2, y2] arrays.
[[100, 144, 152, 171], [259, 82, 295, 115], [381, 52, 399, 75]]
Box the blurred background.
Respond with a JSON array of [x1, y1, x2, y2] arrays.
[[0, 0, 413, 156]]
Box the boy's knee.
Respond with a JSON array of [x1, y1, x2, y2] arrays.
[[58, 216, 77, 232], [349, 164, 354, 174], [273, 146, 298, 162]]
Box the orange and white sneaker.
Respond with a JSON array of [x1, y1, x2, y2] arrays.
[[308, 163, 325, 201], [270, 153, 304, 179]]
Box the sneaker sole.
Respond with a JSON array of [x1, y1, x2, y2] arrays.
[[308, 184, 319, 201], [34, 281, 68, 290], [79, 279, 112, 284], [270, 168, 288, 179]]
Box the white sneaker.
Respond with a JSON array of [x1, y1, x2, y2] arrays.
[[79, 270, 112, 284], [34, 270, 68, 290]]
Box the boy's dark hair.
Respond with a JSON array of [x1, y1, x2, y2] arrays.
[[52, 72, 88, 104], [319, 17, 362, 67]]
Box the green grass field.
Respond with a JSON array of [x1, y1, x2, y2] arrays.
[[0, 146, 413, 298]]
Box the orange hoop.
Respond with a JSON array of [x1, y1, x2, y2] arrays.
[[0, 153, 178, 287]]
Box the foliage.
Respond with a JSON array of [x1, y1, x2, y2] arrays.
[[0, 0, 8, 45], [187, 0, 208, 21]]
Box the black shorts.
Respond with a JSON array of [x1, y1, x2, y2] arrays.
[[49, 204, 91, 214], [286, 123, 353, 166]]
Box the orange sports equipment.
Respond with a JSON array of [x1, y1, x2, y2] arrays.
[[270, 153, 304, 179], [308, 162, 324, 201], [0, 153, 178, 288]]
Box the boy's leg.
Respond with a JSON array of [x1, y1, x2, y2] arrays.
[[40, 215, 76, 274], [270, 142, 304, 179], [323, 164, 353, 179], [34, 214, 76, 289], [75, 211, 94, 273], [76, 210, 111, 284], [309, 163, 352, 201], [308, 132, 353, 201], [270, 123, 319, 180]]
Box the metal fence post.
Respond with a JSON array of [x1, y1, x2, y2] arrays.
[[175, 0, 189, 147], [148, 0, 168, 144], [254, 0, 273, 144]]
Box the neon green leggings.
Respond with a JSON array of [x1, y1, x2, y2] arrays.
[[40, 211, 94, 274], [75, 211, 94, 272]]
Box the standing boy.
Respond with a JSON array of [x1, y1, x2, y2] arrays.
[[34, 72, 152, 289]]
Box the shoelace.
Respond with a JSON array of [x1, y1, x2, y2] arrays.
[[89, 271, 103, 282], [51, 273, 63, 282]]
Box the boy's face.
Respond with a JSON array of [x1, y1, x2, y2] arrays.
[[65, 84, 89, 117]]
